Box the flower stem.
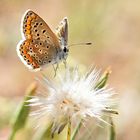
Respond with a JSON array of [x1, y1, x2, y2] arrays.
[[71, 120, 82, 140], [109, 117, 116, 140], [67, 121, 71, 140]]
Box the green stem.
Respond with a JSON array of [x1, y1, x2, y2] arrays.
[[9, 130, 16, 140], [67, 121, 71, 140], [71, 120, 82, 140], [37, 123, 53, 140], [109, 118, 116, 140]]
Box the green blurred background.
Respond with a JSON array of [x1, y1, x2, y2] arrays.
[[0, 0, 140, 139]]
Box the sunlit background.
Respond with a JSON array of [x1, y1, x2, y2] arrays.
[[0, 0, 140, 140]]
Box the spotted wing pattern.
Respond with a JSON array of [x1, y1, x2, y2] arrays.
[[17, 39, 57, 70], [21, 10, 60, 46], [17, 10, 61, 70]]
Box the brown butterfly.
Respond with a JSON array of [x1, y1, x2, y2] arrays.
[[17, 9, 69, 71]]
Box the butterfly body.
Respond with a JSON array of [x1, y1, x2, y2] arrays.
[[17, 10, 68, 71]]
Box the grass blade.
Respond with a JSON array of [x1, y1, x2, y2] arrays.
[[9, 82, 37, 140], [71, 120, 82, 140]]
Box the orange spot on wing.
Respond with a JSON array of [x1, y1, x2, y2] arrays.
[[23, 50, 27, 54], [27, 34, 32, 39], [25, 41, 29, 46], [25, 54, 30, 58], [27, 20, 30, 25], [32, 62, 39, 68], [23, 45, 26, 49], [26, 25, 31, 30], [25, 53, 33, 63], [28, 57, 33, 63], [28, 17, 32, 21], [26, 30, 31, 34]]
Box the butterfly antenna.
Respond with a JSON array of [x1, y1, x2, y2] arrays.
[[68, 42, 92, 47]]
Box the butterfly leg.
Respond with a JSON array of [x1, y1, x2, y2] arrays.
[[63, 59, 67, 69], [53, 65, 57, 77], [53, 63, 59, 77]]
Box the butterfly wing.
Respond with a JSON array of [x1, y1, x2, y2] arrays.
[[17, 10, 61, 71], [55, 17, 68, 46], [17, 39, 57, 71], [21, 10, 60, 47]]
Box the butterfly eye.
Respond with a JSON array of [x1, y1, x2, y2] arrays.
[[63, 47, 68, 53]]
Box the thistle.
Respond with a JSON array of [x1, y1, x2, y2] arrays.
[[28, 67, 118, 139]]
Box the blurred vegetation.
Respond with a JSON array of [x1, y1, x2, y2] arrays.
[[9, 82, 37, 140], [0, 0, 140, 140]]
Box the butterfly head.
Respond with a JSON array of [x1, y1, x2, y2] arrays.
[[56, 38, 69, 61], [62, 45, 69, 59]]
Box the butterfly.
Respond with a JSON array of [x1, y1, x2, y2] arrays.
[[17, 9, 69, 71]]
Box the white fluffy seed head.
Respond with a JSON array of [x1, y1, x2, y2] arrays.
[[28, 67, 117, 134]]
